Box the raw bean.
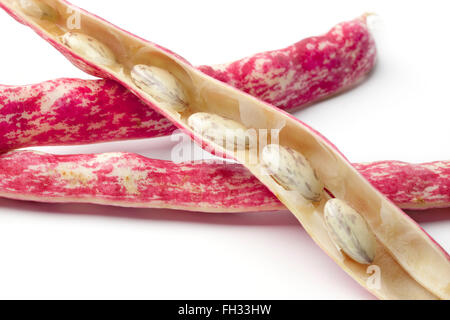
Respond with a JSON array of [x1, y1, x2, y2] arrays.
[[188, 113, 251, 150], [262, 145, 323, 201], [19, 0, 58, 20], [1, 151, 448, 212], [61, 32, 117, 67], [324, 199, 376, 264], [131, 65, 188, 113], [2, 0, 448, 299]]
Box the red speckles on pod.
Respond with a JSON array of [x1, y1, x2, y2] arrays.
[[0, 150, 448, 213], [0, 151, 282, 212], [0, 78, 175, 151], [354, 161, 450, 210], [198, 15, 376, 111]]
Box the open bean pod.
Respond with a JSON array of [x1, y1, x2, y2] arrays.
[[1, 0, 448, 299]]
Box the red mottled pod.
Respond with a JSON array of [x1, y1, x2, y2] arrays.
[[0, 0, 448, 299], [0, 151, 448, 213]]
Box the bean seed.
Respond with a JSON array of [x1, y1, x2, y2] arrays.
[[262, 145, 323, 201], [188, 112, 251, 150], [61, 32, 117, 67], [324, 198, 376, 265], [131, 65, 188, 113]]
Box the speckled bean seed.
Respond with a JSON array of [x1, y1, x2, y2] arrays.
[[188, 112, 251, 150], [324, 198, 376, 265], [61, 32, 117, 67], [131, 65, 188, 113], [262, 145, 323, 201]]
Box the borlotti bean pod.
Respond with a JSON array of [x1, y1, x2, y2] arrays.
[[0, 151, 448, 212]]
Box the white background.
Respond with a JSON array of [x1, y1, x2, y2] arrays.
[[0, 0, 449, 299]]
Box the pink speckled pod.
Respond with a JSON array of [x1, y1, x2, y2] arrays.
[[1, 151, 448, 212], [354, 161, 450, 210], [1, 0, 448, 300], [0, 15, 376, 151], [0, 78, 173, 150]]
